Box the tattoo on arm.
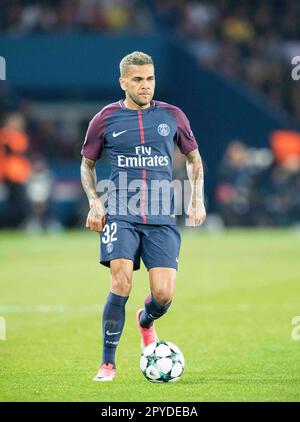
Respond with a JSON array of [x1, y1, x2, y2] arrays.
[[185, 149, 204, 204], [80, 157, 99, 207]]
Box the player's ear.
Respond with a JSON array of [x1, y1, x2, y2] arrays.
[[119, 77, 126, 92]]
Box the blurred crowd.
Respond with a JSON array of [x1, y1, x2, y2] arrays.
[[179, 0, 300, 121], [1, 0, 300, 120], [0, 0, 152, 33], [0, 111, 82, 231], [216, 134, 300, 226]]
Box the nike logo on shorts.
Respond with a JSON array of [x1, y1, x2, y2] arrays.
[[112, 130, 128, 138]]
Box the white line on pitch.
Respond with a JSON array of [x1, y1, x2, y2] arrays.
[[0, 304, 299, 313]]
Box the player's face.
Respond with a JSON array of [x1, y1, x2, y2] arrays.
[[120, 64, 155, 107]]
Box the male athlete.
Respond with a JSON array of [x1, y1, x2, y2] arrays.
[[80, 51, 206, 381]]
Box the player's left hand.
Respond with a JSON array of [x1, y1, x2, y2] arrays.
[[187, 200, 206, 227]]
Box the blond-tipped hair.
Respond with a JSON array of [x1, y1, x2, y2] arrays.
[[119, 51, 154, 76]]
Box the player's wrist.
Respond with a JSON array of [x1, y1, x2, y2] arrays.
[[89, 196, 101, 209], [190, 194, 204, 205]]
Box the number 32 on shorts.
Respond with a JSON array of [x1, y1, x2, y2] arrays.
[[101, 222, 118, 245]]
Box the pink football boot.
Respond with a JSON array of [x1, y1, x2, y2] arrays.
[[136, 309, 159, 350], [93, 363, 116, 382]]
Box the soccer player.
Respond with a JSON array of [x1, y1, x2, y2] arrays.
[[80, 51, 206, 381]]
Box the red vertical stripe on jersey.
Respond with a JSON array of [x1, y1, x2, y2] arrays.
[[138, 110, 147, 224]]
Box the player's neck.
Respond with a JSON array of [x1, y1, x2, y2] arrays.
[[123, 97, 151, 110]]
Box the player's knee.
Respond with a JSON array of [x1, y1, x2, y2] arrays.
[[111, 271, 132, 296], [152, 289, 173, 306], [152, 277, 175, 306]]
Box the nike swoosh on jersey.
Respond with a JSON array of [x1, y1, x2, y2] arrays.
[[112, 130, 128, 138]]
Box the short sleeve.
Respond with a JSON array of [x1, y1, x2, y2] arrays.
[[174, 108, 198, 155], [81, 112, 105, 161]]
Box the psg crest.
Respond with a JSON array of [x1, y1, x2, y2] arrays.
[[157, 123, 170, 137], [107, 242, 114, 254]]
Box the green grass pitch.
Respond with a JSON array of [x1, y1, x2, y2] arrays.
[[0, 229, 299, 402]]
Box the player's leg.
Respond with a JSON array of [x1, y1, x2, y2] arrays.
[[94, 258, 133, 381], [136, 225, 180, 349], [94, 218, 141, 381], [140, 267, 176, 327], [136, 268, 176, 349], [103, 258, 133, 362]]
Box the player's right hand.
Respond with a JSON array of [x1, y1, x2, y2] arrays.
[[187, 199, 206, 227], [86, 198, 106, 232]]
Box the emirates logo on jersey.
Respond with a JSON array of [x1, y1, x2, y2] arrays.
[[117, 146, 169, 168]]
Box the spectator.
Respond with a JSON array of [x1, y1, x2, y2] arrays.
[[0, 112, 31, 227], [216, 141, 254, 226], [25, 155, 59, 233], [259, 156, 300, 226]]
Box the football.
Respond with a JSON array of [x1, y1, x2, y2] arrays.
[[140, 341, 185, 383]]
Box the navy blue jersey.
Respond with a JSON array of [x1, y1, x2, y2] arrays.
[[81, 99, 198, 225]]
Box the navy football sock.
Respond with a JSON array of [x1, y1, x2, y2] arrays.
[[102, 291, 128, 366], [139, 293, 172, 329]]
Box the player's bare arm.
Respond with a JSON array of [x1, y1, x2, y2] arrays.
[[185, 149, 206, 227], [80, 156, 106, 232]]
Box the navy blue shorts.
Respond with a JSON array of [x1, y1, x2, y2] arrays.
[[100, 217, 181, 271]]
